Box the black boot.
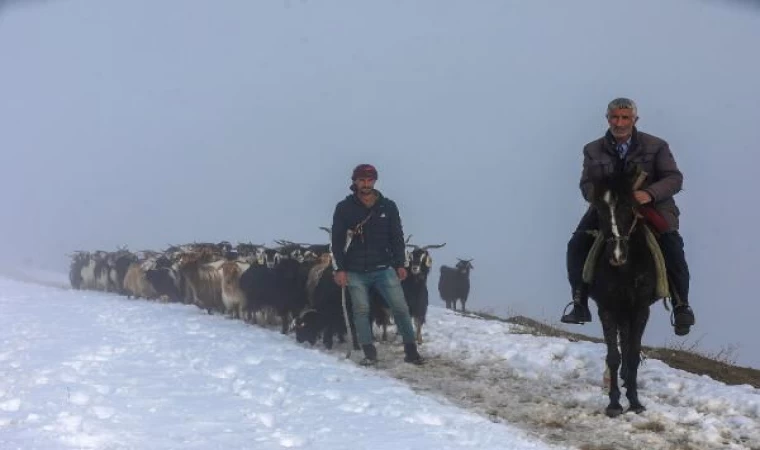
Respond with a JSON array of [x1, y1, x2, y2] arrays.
[[564, 220, 597, 326], [561, 285, 592, 324], [671, 289, 695, 336], [673, 304, 695, 336], [360, 344, 377, 366], [403, 343, 425, 365], [660, 232, 694, 336]]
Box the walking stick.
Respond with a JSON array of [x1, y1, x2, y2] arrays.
[[339, 229, 355, 359], [341, 285, 353, 359]]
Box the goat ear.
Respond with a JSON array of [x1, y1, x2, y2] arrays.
[[590, 180, 604, 201]]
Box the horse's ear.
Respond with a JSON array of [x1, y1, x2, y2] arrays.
[[591, 176, 611, 202], [624, 164, 641, 189], [589, 181, 600, 200], [625, 162, 639, 178], [589, 180, 601, 202]]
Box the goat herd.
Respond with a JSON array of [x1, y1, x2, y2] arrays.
[[67, 229, 475, 351]]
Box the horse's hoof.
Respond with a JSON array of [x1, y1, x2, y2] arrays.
[[605, 406, 624, 418], [628, 404, 646, 414]]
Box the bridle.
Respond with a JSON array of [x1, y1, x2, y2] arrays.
[[605, 169, 648, 248], [605, 207, 641, 246]]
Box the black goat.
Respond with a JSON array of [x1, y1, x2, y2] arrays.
[[438, 258, 474, 311]]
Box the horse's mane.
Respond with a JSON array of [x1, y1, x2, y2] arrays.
[[592, 166, 642, 205]]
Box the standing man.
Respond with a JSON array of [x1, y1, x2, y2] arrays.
[[561, 98, 696, 336], [331, 164, 425, 366]]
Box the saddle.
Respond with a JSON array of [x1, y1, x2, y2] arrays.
[[581, 224, 670, 299]]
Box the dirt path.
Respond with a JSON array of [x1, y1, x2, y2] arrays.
[[320, 341, 756, 450]]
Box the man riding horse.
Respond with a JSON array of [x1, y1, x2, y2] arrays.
[[562, 97, 696, 336]]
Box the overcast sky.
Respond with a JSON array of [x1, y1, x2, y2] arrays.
[[1, 0, 758, 367]]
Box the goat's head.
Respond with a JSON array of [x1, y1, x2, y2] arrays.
[[405, 242, 446, 275], [260, 248, 282, 268], [455, 258, 474, 274]]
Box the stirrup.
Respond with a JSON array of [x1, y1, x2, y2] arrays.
[[562, 301, 576, 316], [561, 301, 591, 324], [561, 301, 584, 321], [670, 306, 693, 336], [669, 304, 693, 325], [673, 325, 690, 337]]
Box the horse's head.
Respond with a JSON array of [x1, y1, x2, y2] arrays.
[[592, 166, 644, 267]]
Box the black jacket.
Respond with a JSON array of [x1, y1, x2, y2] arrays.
[[331, 190, 406, 273]]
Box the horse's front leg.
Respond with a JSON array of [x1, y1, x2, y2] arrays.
[[619, 327, 630, 389], [624, 306, 651, 414], [599, 308, 623, 417]]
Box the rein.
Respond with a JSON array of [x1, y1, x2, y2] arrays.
[[606, 208, 640, 245]]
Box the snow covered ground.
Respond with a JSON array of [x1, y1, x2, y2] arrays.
[[1, 272, 758, 449]]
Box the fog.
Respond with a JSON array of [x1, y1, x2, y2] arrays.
[[1, 0, 758, 367]]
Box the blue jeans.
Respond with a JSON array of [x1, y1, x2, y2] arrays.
[[347, 267, 416, 346]]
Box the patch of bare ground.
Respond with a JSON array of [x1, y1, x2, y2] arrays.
[[365, 340, 746, 450], [468, 312, 760, 389]]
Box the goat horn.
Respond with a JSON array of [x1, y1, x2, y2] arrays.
[[422, 243, 446, 250]]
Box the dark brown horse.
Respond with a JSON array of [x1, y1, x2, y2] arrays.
[[588, 166, 660, 417]]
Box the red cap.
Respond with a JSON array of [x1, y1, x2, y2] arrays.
[[351, 164, 378, 180]]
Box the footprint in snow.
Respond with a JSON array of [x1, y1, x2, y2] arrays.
[[273, 431, 305, 448], [210, 365, 238, 379], [90, 406, 115, 419], [68, 392, 90, 406], [247, 412, 275, 428], [321, 390, 342, 401], [269, 372, 285, 383], [0, 398, 21, 412], [405, 412, 446, 426], [93, 385, 111, 395]]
